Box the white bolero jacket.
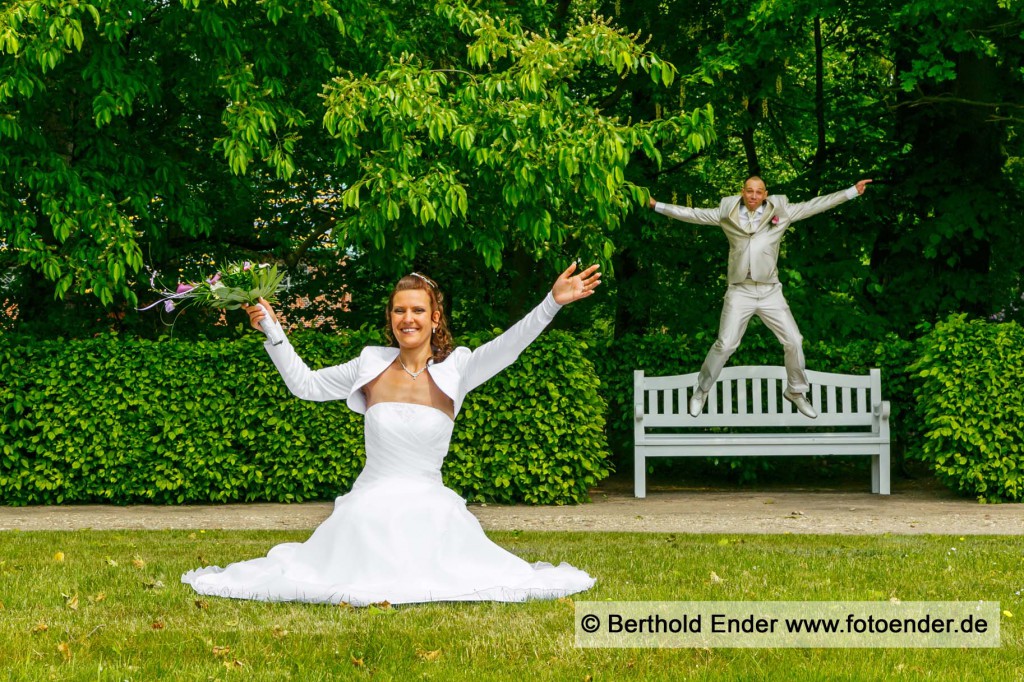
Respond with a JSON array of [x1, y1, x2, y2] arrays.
[[262, 292, 563, 417]]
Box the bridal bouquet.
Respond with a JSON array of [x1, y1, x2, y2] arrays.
[[140, 261, 287, 344]]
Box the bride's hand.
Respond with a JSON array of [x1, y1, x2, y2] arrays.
[[241, 297, 279, 331], [551, 262, 601, 305]]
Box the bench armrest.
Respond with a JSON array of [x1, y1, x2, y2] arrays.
[[873, 401, 891, 420], [634, 399, 645, 421]]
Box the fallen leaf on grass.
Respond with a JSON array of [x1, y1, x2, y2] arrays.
[[709, 572, 724, 584], [142, 579, 165, 590], [416, 649, 441, 662], [271, 626, 288, 639], [32, 621, 48, 634], [151, 620, 165, 630], [367, 602, 393, 615], [64, 594, 79, 611], [351, 655, 364, 668], [132, 557, 147, 570], [212, 645, 231, 658], [53, 552, 65, 563], [194, 599, 209, 611], [57, 642, 71, 661], [88, 593, 107, 604], [105, 557, 119, 567], [1004, 610, 1013, 618]]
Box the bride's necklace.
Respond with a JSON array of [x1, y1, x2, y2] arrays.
[[399, 357, 428, 380]]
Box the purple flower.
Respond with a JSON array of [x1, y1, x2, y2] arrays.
[[176, 283, 195, 294], [207, 273, 221, 285], [164, 300, 175, 313], [242, 261, 252, 271]]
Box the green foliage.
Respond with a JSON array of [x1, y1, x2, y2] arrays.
[[0, 328, 609, 506], [1, 0, 713, 328], [911, 315, 1024, 503], [0, 0, 358, 310], [321, 4, 713, 276]]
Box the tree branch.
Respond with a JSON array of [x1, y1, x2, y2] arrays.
[[892, 95, 1024, 110], [652, 150, 707, 178], [597, 76, 631, 111], [284, 209, 338, 269]]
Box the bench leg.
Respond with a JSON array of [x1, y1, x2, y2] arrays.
[[634, 452, 646, 498], [879, 445, 891, 495], [872, 447, 891, 495]]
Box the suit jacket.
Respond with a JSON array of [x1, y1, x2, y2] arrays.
[[655, 188, 856, 284], [261, 293, 562, 418]]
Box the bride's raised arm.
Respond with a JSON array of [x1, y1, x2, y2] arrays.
[[458, 263, 601, 394], [246, 298, 362, 402]]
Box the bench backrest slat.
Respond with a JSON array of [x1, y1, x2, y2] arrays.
[[636, 366, 882, 430]]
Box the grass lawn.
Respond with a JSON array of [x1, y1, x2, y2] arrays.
[[0, 530, 1020, 680]]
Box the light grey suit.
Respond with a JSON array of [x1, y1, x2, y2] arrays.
[[655, 187, 857, 394]]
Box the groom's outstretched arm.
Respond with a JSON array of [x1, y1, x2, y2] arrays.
[[786, 179, 872, 222], [648, 195, 721, 226]]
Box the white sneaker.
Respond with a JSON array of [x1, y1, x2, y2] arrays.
[[783, 390, 818, 419], [688, 387, 708, 418]]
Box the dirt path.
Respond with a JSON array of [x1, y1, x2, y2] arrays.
[[2, 477, 1020, 535]]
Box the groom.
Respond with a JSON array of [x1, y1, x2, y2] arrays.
[[648, 176, 872, 419]]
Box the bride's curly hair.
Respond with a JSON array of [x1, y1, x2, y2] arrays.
[[384, 272, 454, 362]]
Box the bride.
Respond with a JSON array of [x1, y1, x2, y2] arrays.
[[182, 264, 601, 605]]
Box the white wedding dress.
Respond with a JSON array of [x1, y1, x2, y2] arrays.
[[182, 293, 595, 605]]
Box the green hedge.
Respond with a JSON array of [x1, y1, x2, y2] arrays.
[[6, 315, 1020, 504], [0, 329, 610, 506], [911, 315, 1024, 502]]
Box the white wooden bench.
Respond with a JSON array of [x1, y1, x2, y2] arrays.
[[634, 366, 891, 497]]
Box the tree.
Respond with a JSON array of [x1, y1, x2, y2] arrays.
[[869, 0, 1024, 324], [593, 0, 1024, 338], [0, 0, 715, 336]]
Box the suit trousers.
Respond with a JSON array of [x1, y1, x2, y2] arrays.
[[697, 282, 809, 394]]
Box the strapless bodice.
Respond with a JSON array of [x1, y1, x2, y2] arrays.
[[354, 402, 455, 488]]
